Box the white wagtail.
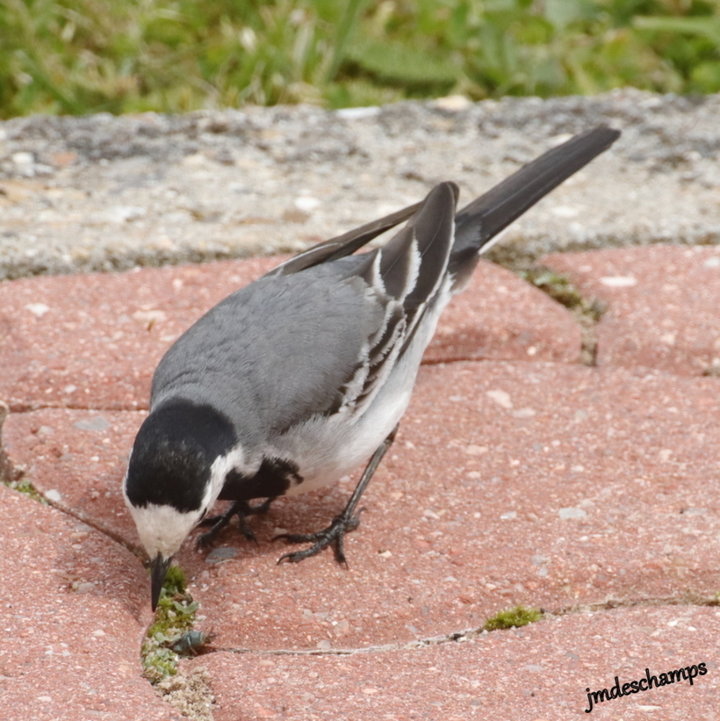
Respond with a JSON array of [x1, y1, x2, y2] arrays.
[[123, 126, 620, 609]]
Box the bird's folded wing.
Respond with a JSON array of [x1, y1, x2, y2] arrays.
[[266, 199, 423, 277], [333, 182, 458, 415]]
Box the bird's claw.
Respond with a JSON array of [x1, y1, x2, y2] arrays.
[[274, 509, 363, 566], [196, 498, 273, 549]]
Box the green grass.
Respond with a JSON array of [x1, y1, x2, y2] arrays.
[[1, 0, 719, 117]]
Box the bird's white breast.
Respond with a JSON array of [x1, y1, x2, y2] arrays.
[[273, 281, 451, 495]]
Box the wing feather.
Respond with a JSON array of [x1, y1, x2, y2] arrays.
[[333, 182, 458, 415]]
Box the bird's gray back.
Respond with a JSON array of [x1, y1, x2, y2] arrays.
[[151, 258, 384, 443]]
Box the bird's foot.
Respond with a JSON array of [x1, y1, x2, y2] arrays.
[[274, 427, 394, 565], [196, 498, 273, 549], [274, 508, 364, 566]]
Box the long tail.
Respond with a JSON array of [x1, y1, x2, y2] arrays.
[[270, 125, 620, 280], [449, 125, 620, 289]]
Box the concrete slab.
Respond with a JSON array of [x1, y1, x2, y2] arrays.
[[189, 605, 720, 721], [543, 245, 720, 375], [1, 93, 720, 280]]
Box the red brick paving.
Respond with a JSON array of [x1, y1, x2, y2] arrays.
[[543, 245, 720, 375], [0, 486, 176, 721], [191, 606, 720, 721], [0, 258, 579, 410], [1, 246, 719, 720]]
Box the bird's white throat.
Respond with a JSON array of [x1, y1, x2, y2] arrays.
[[126, 501, 203, 560]]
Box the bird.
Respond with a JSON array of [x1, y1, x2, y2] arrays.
[[123, 125, 620, 610]]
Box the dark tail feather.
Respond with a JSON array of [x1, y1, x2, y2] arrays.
[[450, 125, 620, 288], [269, 125, 620, 282]]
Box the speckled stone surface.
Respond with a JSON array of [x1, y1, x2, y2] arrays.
[[0, 258, 578, 411], [8, 360, 720, 652], [4, 408, 146, 544], [2, 247, 719, 720], [0, 258, 273, 411], [175, 362, 720, 651], [189, 606, 720, 721], [423, 261, 581, 364], [0, 486, 176, 721], [543, 245, 720, 375]]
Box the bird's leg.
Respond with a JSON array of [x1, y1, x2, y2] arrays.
[[275, 425, 398, 566], [196, 497, 274, 548]]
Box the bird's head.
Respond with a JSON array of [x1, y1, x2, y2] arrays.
[[123, 399, 238, 609]]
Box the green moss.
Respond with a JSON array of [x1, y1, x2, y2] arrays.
[[141, 563, 200, 684], [521, 267, 605, 322], [161, 565, 189, 597], [6, 478, 48, 504], [483, 605, 543, 631]]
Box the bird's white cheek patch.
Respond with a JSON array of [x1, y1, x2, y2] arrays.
[[128, 503, 201, 560]]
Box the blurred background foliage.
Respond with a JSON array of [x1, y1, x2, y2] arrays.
[[0, 0, 719, 117]]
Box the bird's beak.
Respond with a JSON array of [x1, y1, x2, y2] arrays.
[[150, 552, 172, 611]]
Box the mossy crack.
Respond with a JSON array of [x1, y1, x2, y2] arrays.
[[520, 265, 606, 366], [0, 403, 48, 502], [142, 565, 202, 683], [207, 594, 720, 659], [141, 565, 217, 719]]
